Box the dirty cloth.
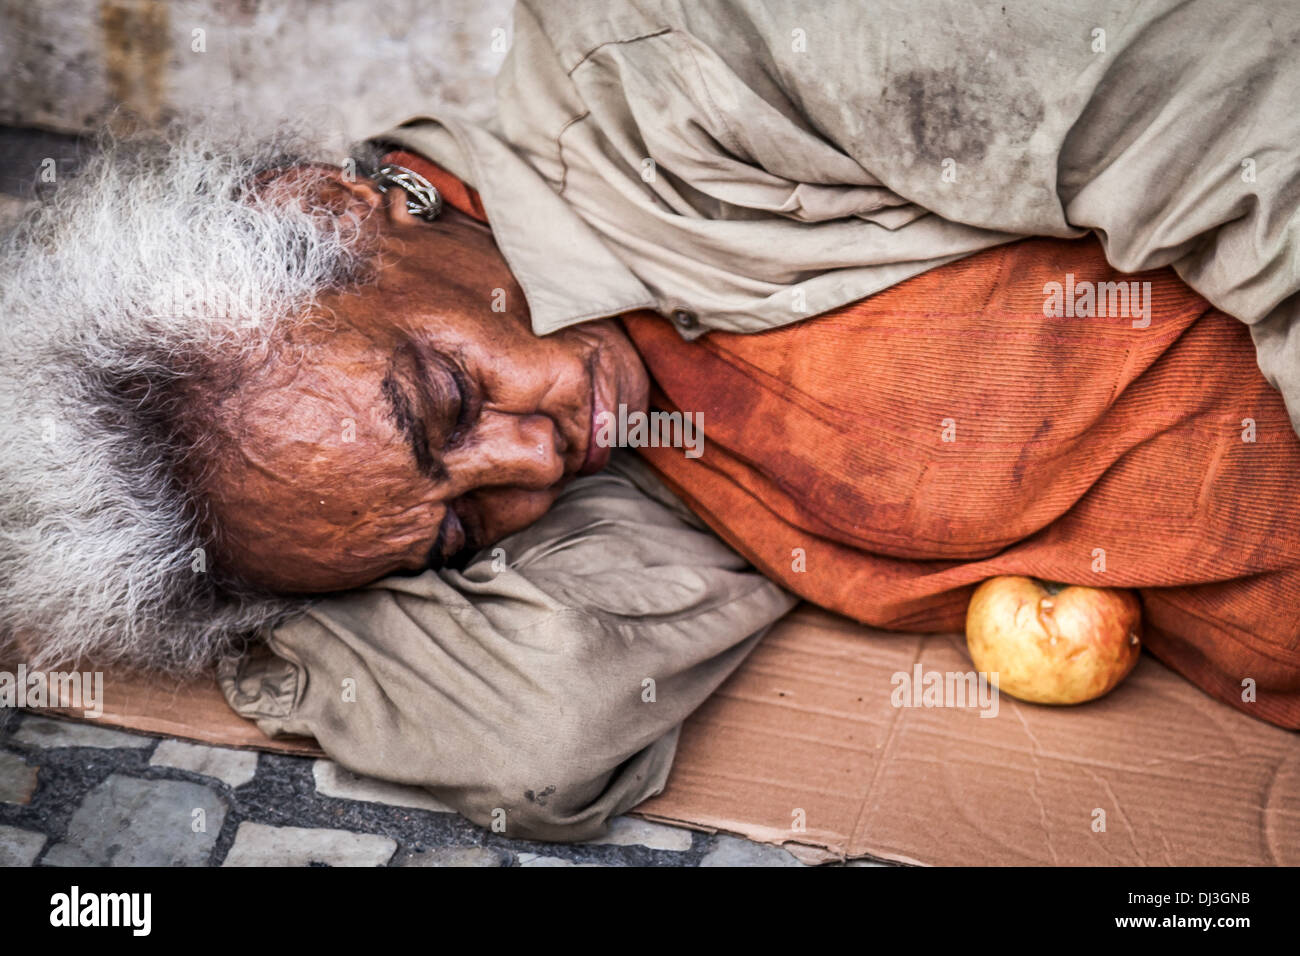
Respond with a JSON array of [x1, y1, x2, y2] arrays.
[[376, 0, 1300, 432]]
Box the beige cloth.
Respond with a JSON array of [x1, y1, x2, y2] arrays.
[[219, 454, 795, 841], [378, 0, 1300, 429]]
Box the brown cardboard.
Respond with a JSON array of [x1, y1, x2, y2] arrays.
[[7, 604, 1297, 864], [641, 606, 1300, 865], [2, 655, 322, 757]]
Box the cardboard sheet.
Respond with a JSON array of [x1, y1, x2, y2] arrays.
[[8, 605, 1297, 865]]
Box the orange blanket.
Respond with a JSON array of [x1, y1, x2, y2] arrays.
[[623, 240, 1300, 728], [392, 149, 1300, 729]]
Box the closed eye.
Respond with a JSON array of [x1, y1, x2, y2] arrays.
[[408, 346, 476, 449], [380, 363, 442, 482], [439, 356, 475, 446], [381, 343, 468, 482]]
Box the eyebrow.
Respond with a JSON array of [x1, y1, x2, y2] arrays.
[[380, 351, 449, 484]]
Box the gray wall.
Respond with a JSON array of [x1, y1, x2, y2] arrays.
[[1, 0, 515, 154]]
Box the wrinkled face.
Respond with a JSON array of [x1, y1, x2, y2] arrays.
[[204, 170, 649, 593]]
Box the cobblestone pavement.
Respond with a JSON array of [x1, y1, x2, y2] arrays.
[[0, 709, 889, 867]]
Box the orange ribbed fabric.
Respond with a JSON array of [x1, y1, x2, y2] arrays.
[[622, 240, 1300, 728], [391, 150, 1300, 729]]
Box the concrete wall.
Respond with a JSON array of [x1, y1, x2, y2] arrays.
[[1, 0, 514, 152]]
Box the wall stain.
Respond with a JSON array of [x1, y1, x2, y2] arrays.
[[98, 0, 170, 131]]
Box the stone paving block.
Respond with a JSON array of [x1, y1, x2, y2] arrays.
[[584, 815, 693, 852], [150, 739, 258, 789], [0, 824, 46, 866], [392, 846, 510, 867], [0, 749, 39, 804], [13, 715, 152, 750], [41, 774, 225, 866], [516, 852, 605, 867], [312, 759, 454, 814], [222, 822, 396, 867], [699, 835, 807, 867]]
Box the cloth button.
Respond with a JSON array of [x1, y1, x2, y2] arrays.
[[672, 309, 699, 330]]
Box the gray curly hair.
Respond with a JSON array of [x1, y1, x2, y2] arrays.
[[0, 130, 379, 675]]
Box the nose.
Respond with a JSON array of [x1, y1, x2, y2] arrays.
[[444, 410, 567, 492]]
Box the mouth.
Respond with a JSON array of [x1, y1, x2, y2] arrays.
[[578, 358, 612, 476]]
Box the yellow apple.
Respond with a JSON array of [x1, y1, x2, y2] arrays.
[[965, 576, 1141, 705]]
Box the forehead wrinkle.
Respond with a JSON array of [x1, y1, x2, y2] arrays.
[[380, 354, 449, 483]]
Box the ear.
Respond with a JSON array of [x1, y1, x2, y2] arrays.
[[248, 162, 394, 228]]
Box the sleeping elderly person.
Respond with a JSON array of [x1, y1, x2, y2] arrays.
[[3, 0, 1300, 839]]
